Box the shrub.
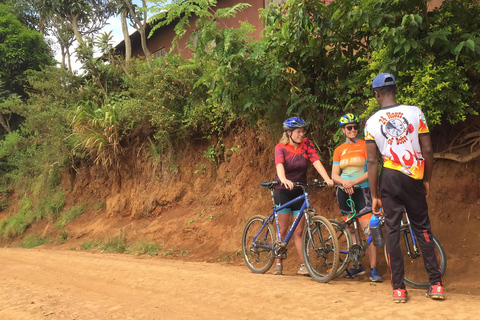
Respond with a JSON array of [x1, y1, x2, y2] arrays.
[[55, 204, 85, 229], [20, 234, 50, 248], [127, 240, 162, 256], [99, 231, 127, 253]]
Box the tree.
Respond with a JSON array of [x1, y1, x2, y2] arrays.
[[1, 0, 39, 31], [51, 0, 115, 46], [0, 3, 54, 97], [123, 0, 151, 64], [112, 0, 133, 65]]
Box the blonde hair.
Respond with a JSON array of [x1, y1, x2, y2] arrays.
[[280, 132, 290, 145]]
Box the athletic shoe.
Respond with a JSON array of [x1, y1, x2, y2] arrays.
[[272, 263, 283, 275], [344, 264, 366, 278], [369, 267, 383, 282], [393, 288, 407, 303], [297, 264, 309, 276], [426, 282, 445, 300]]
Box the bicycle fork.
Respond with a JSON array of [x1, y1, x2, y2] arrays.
[[401, 214, 421, 259]]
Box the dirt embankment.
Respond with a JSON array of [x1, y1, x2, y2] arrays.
[[2, 125, 480, 296]]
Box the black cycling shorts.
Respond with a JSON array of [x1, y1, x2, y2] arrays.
[[274, 188, 304, 213], [336, 187, 372, 219]]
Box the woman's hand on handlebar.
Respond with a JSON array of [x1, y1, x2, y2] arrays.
[[341, 180, 355, 194], [281, 179, 294, 190], [325, 178, 334, 187]]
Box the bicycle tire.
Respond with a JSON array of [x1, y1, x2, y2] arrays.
[[329, 219, 353, 278], [242, 215, 276, 274], [302, 216, 340, 283], [384, 224, 447, 289]]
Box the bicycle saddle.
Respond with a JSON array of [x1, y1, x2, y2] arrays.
[[260, 181, 278, 188]]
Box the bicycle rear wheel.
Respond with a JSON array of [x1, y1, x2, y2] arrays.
[[242, 215, 275, 274], [384, 224, 447, 288], [329, 219, 353, 278], [302, 216, 339, 283]]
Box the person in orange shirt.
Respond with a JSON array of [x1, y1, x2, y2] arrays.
[[332, 114, 382, 282]]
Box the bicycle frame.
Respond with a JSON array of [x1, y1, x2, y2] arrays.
[[400, 212, 420, 258], [337, 186, 373, 259], [251, 181, 320, 255]]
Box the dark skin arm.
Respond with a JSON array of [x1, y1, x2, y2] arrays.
[[366, 141, 382, 214], [419, 134, 433, 197]]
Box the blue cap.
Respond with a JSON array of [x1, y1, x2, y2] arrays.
[[372, 73, 396, 88]]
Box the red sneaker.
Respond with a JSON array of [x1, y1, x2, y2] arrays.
[[426, 282, 445, 300], [393, 288, 407, 303]]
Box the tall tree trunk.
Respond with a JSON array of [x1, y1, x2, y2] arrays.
[[138, 28, 151, 59], [70, 15, 84, 45], [60, 43, 66, 69], [125, 0, 151, 67], [121, 10, 131, 63], [0, 113, 11, 133], [66, 46, 72, 72], [39, 12, 45, 35]]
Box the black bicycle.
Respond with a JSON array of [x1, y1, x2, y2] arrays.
[[330, 185, 447, 288], [385, 212, 447, 288]]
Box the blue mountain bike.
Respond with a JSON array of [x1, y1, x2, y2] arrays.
[[241, 180, 339, 283]]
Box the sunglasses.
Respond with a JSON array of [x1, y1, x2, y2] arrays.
[[345, 125, 359, 131]]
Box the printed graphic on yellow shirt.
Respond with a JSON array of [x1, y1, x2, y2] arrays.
[[365, 107, 428, 180]]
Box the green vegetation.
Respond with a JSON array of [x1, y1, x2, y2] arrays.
[[99, 231, 127, 253], [81, 240, 100, 250], [55, 205, 85, 229], [127, 240, 162, 256], [0, 0, 479, 242], [0, 197, 35, 239], [20, 234, 50, 248], [0, 3, 54, 98], [58, 230, 68, 244]]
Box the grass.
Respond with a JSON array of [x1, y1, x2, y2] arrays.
[[161, 248, 174, 256], [0, 197, 36, 239], [55, 204, 85, 229], [179, 250, 190, 256], [57, 230, 68, 244], [99, 233, 127, 253], [93, 201, 105, 211], [127, 240, 162, 256], [81, 240, 100, 250], [20, 234, 50, 248]]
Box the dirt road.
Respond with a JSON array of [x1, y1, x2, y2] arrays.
[[0, 248, 476, 320]]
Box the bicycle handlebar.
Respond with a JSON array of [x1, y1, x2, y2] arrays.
[[336, 184, 362, 191], [260, 179, 327, 189]]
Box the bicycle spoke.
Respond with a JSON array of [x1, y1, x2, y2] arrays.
[[302, 216, 339, 283], [242, 216, 275, 274]]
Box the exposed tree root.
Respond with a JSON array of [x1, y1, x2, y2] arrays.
[[433, 130, 480, 163]]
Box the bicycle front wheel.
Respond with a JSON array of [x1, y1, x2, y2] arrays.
[[302, 216, 340, 283], [242, 215, 275, 274], [384, 224, 447, 289], [329, 219, 353, 278]]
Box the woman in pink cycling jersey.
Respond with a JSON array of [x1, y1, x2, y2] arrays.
[[273, 117, 334, 275]]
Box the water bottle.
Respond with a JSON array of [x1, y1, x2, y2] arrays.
[[370, 214, 384, 247]]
